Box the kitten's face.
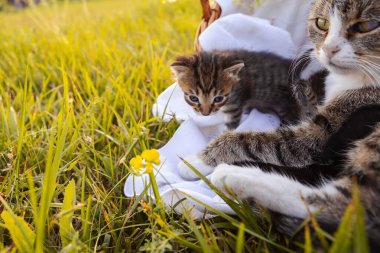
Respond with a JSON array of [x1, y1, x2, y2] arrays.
[[308, 0, 380, 83], [171, 53, 244, 116]]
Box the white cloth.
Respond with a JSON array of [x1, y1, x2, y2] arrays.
[[125, 0, 319, 219], [216, 0, 315, 53], [124, 110, 280, 218], [199, 14, 296, 59]]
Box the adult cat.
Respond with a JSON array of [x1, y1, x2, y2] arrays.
[[179, 0, 380, 247]]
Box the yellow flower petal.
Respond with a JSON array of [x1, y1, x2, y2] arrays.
[[145, 163, 154, 174], [141, 149, 160, 164], [153, 158, 161, 165], [129, 155, 143, 170]]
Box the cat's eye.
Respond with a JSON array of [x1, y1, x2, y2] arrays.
[[213, 96, 225, 104], [350, 20, 380, 33], [189, 95, 199, 103], [316, 18, 330, 31]]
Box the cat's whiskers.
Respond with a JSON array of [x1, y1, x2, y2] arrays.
[[289, 54, 312, 83], [359, 56, 380, 79], [359, 58, 380, 74], [358, 61, 378, 84], [360, 60, 380, 77], [357, 59, 380, 86], [362, 55, 380, 60], [357, 64, 376, 86]]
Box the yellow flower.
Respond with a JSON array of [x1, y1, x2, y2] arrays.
[[145, 163, 154, 174], [129, 155, 143, 170], [141, 149, 161, 165]]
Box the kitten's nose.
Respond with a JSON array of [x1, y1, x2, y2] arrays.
[[200, 105, 212, 116], [322, 44, 341, 59]]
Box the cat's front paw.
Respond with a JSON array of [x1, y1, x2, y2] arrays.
[[178, 154, 215, 180], [211, 164, 250, 198], [202, 132, 242, 166]]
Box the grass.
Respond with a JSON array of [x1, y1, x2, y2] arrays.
[[0, 0, 371, 252]]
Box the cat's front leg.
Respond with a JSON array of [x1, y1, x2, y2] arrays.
[[178, 121, 328, 179], [211, 164, 347, 219], [210, 164, 312, 218], [201, 127, 320, 167]]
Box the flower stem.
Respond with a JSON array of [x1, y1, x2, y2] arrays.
[[148, 171, 166, 219]]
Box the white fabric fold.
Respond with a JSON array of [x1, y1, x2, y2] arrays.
[[199, 14, 296, 59]]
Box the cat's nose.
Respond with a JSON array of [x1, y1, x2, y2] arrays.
[[322, 44, 341, 59], [200, 106, 212, 116]]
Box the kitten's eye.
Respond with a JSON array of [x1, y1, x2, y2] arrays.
[[189, 95, 199, 103], [316, 18, 330, 31], [350, 20, 380, 33], [213, 96, 225, 104]]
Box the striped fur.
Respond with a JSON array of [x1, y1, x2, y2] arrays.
[[171, 50, 300, 129], [178, 0, 380, 249], [193, 88, 380, 250]]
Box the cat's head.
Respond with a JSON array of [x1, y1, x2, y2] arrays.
[[308, 0, 380, 84], [170, 52, 244, 116]]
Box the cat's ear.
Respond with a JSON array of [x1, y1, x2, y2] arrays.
[[224, 62, 245, 78], [170, 64, 190, 79]]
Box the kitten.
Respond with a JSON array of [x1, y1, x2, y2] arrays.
[[170, 50, 300, 129], [179, 0, 380, 250]]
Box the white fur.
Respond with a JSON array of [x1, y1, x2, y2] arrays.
[[178, 154, 215, 180], [222, 106, 233, 123], [324, 72, 374, 103], [211, 164, 340, 218], [321, 9, 345, 61]]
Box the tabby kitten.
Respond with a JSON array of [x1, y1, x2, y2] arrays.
[[179, 0, 380, 249], [170, 50, 300, 129]]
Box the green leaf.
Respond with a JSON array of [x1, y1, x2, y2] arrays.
[[8, 106, 18, 137], [352, 184, 369, 253], [1, 211, 36, 253], [304, 224, 312, 253], [36, 110, 72, 253], [236, 222, 245, 253], [329, 202, 354, 253], [59, 180, 76, 247]]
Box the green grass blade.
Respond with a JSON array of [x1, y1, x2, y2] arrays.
[[1, 211, 36, 253], [36, 110, 72, 252], [59, 180, 76, 247], [329, 205, 354, 253], [236, 222, 245, 253], [352, 183, 369, 253]]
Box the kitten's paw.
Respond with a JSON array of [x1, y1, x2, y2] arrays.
[[178, 154, 214, 180]]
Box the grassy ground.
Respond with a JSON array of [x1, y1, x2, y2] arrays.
[[0, 0, 370, 252]]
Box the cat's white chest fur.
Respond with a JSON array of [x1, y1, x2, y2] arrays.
[[324, 72, 372, 104]]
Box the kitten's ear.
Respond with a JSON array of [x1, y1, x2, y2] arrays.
[[171, 55, 198, 79], [170, 64, 190, 79], [224, 62, 245, 78]]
